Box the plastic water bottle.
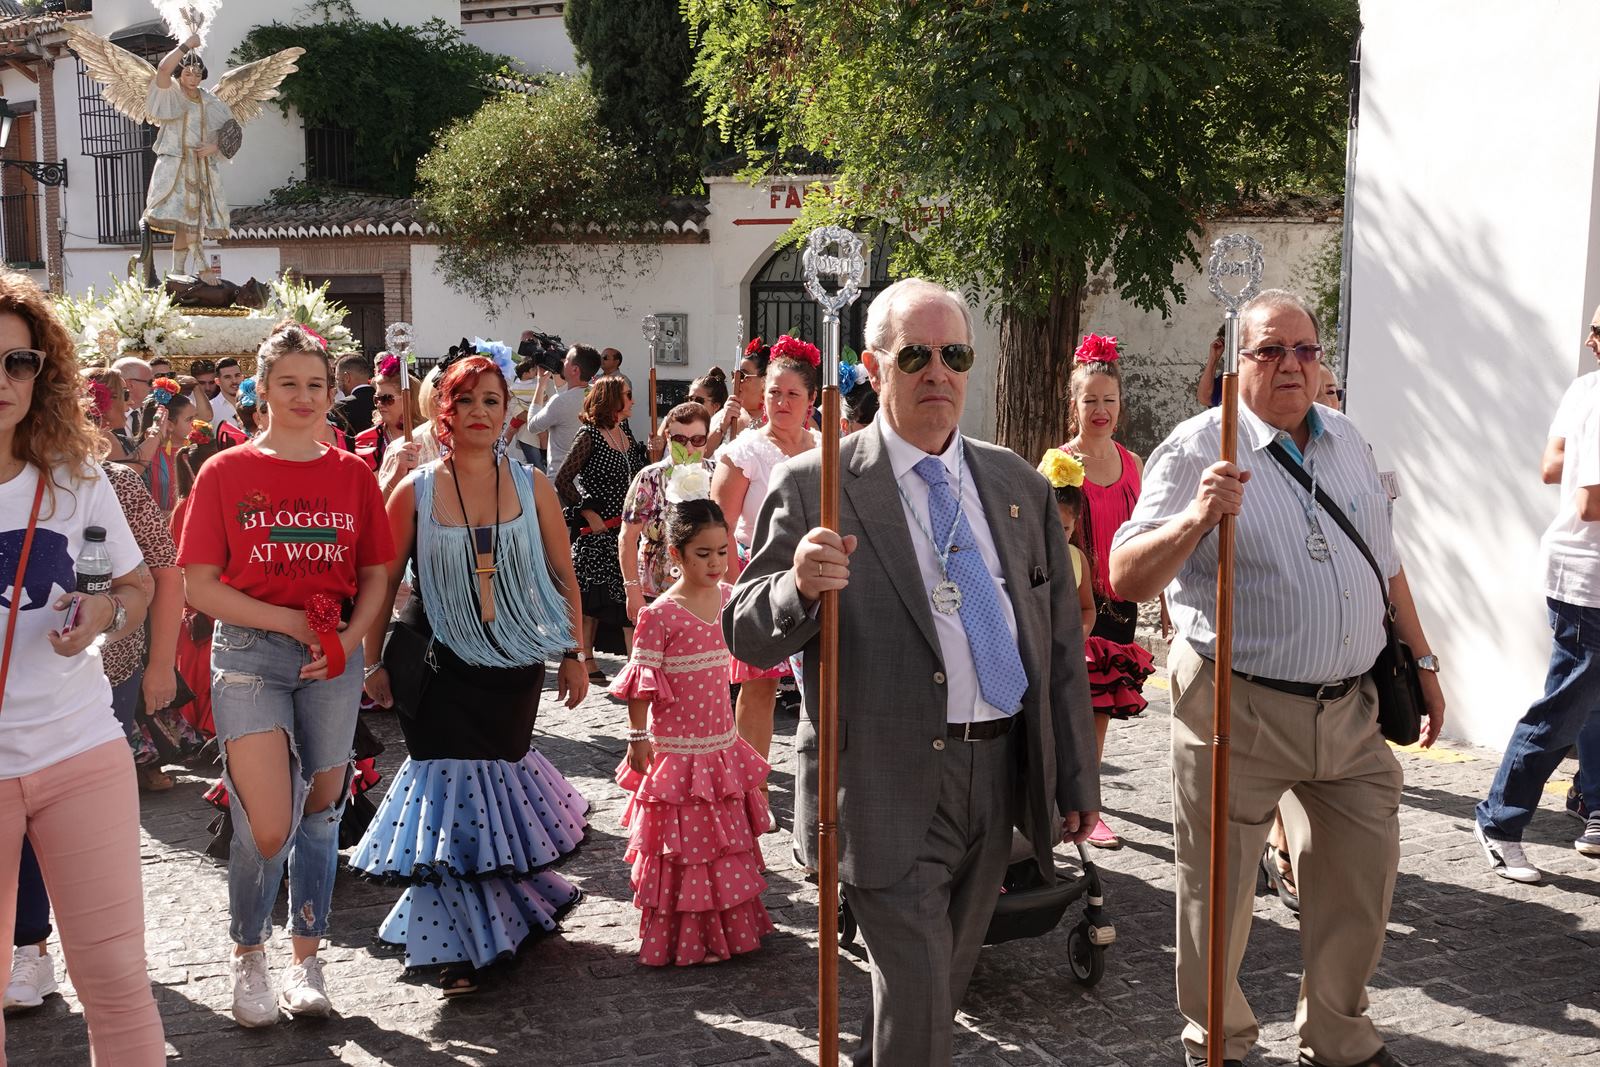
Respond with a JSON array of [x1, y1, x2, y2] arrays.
[[75, 526, 113, 597], [74, 526, 113, 646]]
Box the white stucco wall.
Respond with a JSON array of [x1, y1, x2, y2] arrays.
[[1348, 1, 1600, 746], [461, 12, 577, 73]]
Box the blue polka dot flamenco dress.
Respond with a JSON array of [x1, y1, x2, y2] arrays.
[[352, 461, 590, 980]]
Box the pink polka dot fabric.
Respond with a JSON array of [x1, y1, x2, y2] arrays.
[[609, 589, 776, 966]]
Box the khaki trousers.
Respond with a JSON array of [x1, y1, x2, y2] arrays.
[[1169, 640, 1402, 1066]]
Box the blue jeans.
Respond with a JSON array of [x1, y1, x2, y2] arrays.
[[517, 441, 546, 471], [1478, 598, 1600, 839], [210, 622, 362, 946], [109, 668, 142, 740], [14, 837, 50, 946]]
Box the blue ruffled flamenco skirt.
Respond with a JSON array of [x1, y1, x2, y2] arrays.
[[351, 749, 590, 971]]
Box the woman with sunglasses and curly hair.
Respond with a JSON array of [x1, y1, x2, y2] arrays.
[[0, 271, 164, 1062]]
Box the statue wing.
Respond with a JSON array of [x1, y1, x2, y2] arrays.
[[62, 23, 158, 124], [214, 48, 307, 126]]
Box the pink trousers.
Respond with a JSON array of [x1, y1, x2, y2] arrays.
[[0, 740, 164, 1065]]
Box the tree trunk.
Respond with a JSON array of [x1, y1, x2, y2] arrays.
[[993, 280, 1083, 463]]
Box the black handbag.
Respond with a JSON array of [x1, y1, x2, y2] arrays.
[[381, 595, 437, 721], [1265, 443, 1424, 745]]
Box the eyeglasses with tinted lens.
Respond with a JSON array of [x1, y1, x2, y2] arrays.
[[735, 368, 763, 383], [374, 394, 399, 407], [669, 432, 708, 448], [1240, 344, 1324, 365], [3, 348, 44, 382], [894, 343, 976, 374]]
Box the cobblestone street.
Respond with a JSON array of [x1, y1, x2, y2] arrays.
[[9, 653, 1600, 1066]]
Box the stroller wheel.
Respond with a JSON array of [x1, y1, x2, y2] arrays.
[[1067, 921, 1106, 986]]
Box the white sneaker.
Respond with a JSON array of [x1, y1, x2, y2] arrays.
[[3, 946, 58, 1013], [278, 955, 332, 1018], [1474, 820, 1541, 884], [230, 949, 278, 1027]]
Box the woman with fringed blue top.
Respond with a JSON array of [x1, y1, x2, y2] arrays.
[[356, 354, 592, 997]]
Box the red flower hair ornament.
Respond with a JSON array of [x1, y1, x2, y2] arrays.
[[84, 380, 113, 422], [770, 334, 821, 368], [304, 593, 347, 679], [1074, 334, 1120, 364], [745, 337, 766, 357]]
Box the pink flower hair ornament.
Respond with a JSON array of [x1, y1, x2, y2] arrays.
[[376, 352, 401, 377], [84, 379, 113, 421], [1074, 333, 1120, 365], [300, 327, 328, 352]]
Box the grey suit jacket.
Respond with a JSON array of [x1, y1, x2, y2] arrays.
[[724, 423, 1099, 890]]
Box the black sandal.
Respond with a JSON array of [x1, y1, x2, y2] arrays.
[[1259, 843, 1300, 914], [585, 655, 607, 684], [437, 963, 479, 998]]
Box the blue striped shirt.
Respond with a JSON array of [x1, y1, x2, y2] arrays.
[[1111, 404, 1399, 683]]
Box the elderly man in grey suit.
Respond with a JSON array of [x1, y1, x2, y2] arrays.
[[726, 278, 1100, 1064]]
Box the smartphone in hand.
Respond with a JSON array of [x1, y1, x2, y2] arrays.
[[60, 594, 84, 634]]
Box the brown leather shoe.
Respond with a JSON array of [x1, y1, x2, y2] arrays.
[[136, 763, 174, 792], [1299, 1047, 1405, 1067]]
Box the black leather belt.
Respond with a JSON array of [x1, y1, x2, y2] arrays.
[[1236, 671, 1361, 702], [947, 716, 1017, 741]]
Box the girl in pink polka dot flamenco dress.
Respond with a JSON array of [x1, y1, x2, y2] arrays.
[[609, 495, 775, 965]]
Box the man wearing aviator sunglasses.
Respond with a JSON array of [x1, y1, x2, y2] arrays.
[[728, 278, 1099, 1065]]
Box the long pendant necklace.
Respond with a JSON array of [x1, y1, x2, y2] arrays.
[[1293, 451, 1331, 563], [448, 456, 502, 623], [896, 439, 966, 615]]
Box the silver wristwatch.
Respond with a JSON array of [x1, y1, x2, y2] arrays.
[[1414, 654, 1440, 673]]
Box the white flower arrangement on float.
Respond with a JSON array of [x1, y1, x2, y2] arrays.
[[78, 276, 194, 358], [263, 276, 358, 356]]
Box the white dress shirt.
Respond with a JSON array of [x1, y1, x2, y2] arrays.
[[1114, 403, 1398, 683], [210, 391, 238, 430], [879, 420, 1020, 723]]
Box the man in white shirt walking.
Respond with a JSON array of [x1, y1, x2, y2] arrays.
[[1476, 303, 1600, 879]]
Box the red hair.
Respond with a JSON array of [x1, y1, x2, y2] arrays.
[[433, 355, 508, 449]]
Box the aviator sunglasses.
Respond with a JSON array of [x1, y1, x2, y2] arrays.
[[894, 343, 976, 374], [3, 348, 44, 382]]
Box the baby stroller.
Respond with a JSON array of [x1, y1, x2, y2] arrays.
[[838, 832, 1114, 987]]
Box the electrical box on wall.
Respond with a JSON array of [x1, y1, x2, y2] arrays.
[[652, 312, 689, 365]]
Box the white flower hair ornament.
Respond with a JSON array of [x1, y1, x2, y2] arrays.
[[664, 463, 711, 504]]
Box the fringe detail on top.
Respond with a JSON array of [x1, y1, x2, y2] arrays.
[[414, 460, 573, 667]]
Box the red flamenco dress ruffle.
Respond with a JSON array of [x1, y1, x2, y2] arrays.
[[1084, 635, 1156, 719], [610, 661, 775, 966]]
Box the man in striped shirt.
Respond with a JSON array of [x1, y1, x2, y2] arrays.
[[1111, 289, 1444, 1067]]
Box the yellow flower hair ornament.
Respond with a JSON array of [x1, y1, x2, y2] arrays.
[[1037, 448, 1085, 489]]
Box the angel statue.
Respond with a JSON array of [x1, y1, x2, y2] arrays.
[[64, 18, 303, 279]]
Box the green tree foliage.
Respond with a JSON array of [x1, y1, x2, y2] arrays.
[[417, 77, 661, 311], [236, 13, 509, 197], [689, 0, 1356, 459], [565, 0, 715, 193]]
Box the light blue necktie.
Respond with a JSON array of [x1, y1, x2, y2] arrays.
[[912, 456, 1029, 713]]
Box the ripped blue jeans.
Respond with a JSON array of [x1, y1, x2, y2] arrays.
[[211, 622, 362, 947]]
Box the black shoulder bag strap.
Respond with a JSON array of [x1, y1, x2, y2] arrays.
[[1266, 439, 1422, 742], [1264, 440, 1390, 615]]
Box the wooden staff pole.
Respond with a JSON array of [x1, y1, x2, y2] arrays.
[[816, 312, 843, 1067], [1205, 310, 1240, 1066]]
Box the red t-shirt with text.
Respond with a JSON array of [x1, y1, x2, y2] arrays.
[[178, 444, 394, 609]]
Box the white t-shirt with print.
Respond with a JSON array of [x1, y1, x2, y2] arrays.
[[0, 464, 143, 777]]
